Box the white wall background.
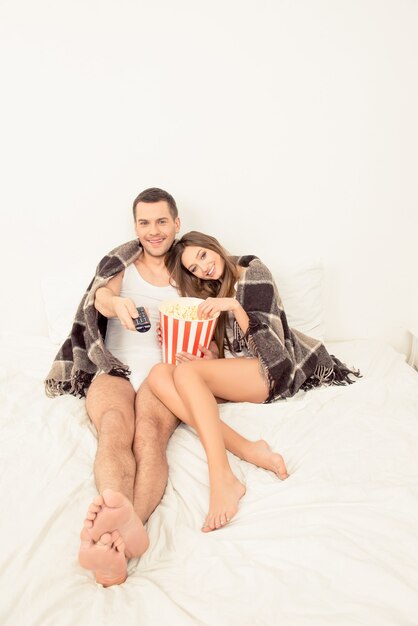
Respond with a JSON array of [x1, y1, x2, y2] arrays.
[[0, 0, 417, 355]]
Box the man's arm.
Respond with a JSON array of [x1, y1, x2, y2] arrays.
[[94, 271, 139, 331]]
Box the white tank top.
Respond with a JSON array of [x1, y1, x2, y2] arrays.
[[105, 263, 178, 376]]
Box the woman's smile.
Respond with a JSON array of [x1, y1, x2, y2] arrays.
[[181, 246, 225, 280]]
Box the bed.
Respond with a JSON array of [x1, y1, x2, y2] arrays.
[[1, 264, 418, 626]]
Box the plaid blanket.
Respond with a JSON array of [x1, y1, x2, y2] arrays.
[[232, 255, 360, 401], [45, 239, 142, 398]]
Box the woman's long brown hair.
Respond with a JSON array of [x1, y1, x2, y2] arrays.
[[165, 231, 239, 357]]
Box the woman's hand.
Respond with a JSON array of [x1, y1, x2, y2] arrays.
[[199, 296, 250, 335], [157, 322, 220, 363], [156, 321, 163, 346], [176, 341, 219, 363], [197, 297, 238, 319]]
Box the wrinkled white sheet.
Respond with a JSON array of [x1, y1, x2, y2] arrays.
[[1, 334, 418, 626]]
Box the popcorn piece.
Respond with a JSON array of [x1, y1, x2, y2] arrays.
[[163, 303, 200, 320]]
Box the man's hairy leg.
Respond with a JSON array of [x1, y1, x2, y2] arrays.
[[86, 374, 136, 499], [81, 374, 149, 568], [132, 381, 179, 523]]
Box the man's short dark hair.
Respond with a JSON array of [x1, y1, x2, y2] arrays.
[[132, 188, 178, 220]]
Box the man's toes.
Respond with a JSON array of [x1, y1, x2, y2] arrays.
[[80, 527, 93, 547], [102, 489, 125, 508], [111, 531, 125, 553], [97, 532, 113, 547], [84, 500, 102, 526], [92, 494, 104, 507]]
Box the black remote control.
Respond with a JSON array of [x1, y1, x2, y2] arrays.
[[133, 306, 151, 333]]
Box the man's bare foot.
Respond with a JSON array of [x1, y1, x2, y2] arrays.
[[83, 489, 149, 559], [79, 527, 127, 587], [202, 474, 246, 533], [243, 439, 289, 479]]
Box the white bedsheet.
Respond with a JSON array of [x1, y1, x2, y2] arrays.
[[1, 334, 418, 626]]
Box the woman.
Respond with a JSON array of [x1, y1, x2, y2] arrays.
[[147, 231, 359, 533]]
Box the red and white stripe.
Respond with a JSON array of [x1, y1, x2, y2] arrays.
[[160, 312, 218, 364]]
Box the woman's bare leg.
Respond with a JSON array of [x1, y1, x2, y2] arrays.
[[147, 363, 288, 476], [147, 359, 288, 531], [174, 359, 272, 531]]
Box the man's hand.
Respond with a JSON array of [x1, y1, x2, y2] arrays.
[[112, 296, 140, 331], [176, 341, 219, 363]]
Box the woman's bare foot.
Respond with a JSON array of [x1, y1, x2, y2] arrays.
[[83, 489, 149, 559], [243, 439, 289, 479], [202, 474, 246, 533], [79, 528, 127, 587]]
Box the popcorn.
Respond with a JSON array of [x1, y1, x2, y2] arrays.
[[162, 302, 200, 320], [159, 297, 219, 364]]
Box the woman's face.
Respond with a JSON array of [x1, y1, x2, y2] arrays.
[[181, 246, 225, 280]]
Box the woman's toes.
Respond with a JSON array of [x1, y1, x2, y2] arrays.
[[277, 457, 289, 479], [202, 516, 214, 532], [202, 512, 233, 532]]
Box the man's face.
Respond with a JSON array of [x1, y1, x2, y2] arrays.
[[134, 200, 180, 258]]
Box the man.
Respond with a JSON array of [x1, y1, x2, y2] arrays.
[[45, 188, 215, 586]]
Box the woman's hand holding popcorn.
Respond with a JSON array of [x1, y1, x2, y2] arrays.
[[197, 298, 238, 320]]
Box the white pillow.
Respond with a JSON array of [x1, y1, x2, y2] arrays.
[[41, 259, 325, 345], [272, 259, 325, 341]]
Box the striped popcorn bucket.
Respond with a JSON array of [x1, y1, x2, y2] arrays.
[[159, 297, 219, 364]]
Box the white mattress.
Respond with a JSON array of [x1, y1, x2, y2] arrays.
[[1, 334, 418, 626]]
